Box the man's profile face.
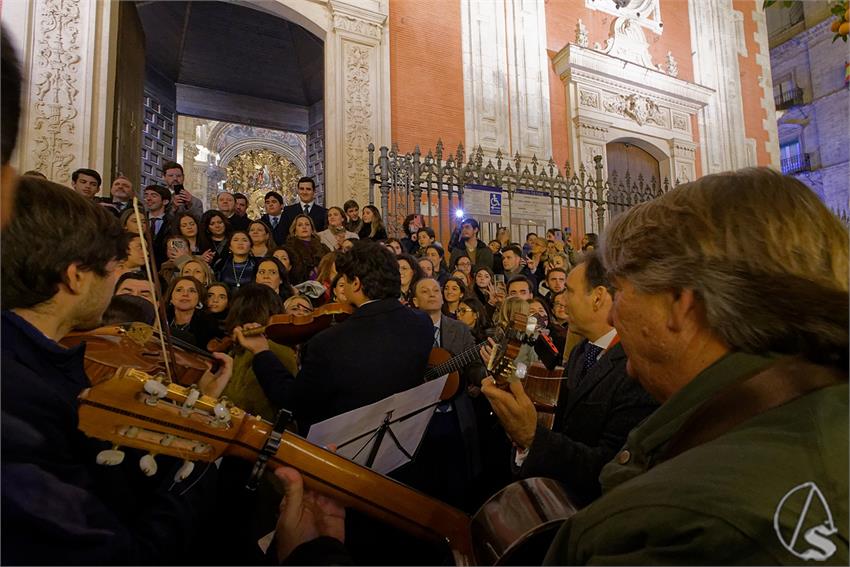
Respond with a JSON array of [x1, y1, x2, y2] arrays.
[[507, 281, 531, 300], [502, 250, 520, 272], [72, 174, 100, 198], [235, 197, 248, 216], [297, 182, 315, 204], [75, 261, 122, 330], [265, 197, 282, 216], [163, 167, 184, 189]]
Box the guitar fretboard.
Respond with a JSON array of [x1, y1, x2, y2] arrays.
[[424, 340, 487, 380]]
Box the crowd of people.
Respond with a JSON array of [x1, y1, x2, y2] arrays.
[[2, 31, 847, 566]]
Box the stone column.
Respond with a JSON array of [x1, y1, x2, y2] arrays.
[[573, 117, 610, 178], [669, 138, 698, 184], [325, 0, 391, 211], [2, 0, 117, 185]]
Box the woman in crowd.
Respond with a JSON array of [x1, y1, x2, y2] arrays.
[[283, 294, 315, 316], [340, 238, 357, 252], [315, 252, 338, 305], [330, 273, 347, 304], [528, 296, 565, 370], [400, 213, 423, 254], [581, 232, 598, 251], [119, 208, 146, 235], [158, 235, 192, 286], [397, 253, 424, 305], [175, 213, 210, 259], [317, 206, 359, 251], [416, 227, 439, 257], [205, 281, 231, 336], [163, 275, 219, 348], [205, 283, 297, 421], [441, 276, 467, 318], [425, 244, 450, 285], [488, 239, 505, 275], [285, 214, 330, 284], [254, 256, 295, 302], [495, 226, 511, 250], [180, 256, 215, 288], [272, 246, 295, 274], [121, 234, 146, 273], [358, 205, 388, 241], [385, 238, 403, 256], [200, 210, 231, 265], [452, 254, 474, 287], [471, 266, 500, 319], [216, 231, 257, 290], [456, 296, 491, 343], [248, 220, 274, 259], [418, 257, 435, 278]]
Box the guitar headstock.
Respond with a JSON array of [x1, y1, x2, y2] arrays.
[[78, 366, 255, 468], [487, 313, 543, 385]]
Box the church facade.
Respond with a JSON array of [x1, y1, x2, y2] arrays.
[[2, 0, 779, 209]]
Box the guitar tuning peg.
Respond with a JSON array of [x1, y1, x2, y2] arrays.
[[180, 387, 201, 417], [515, 362, 528, 380], [96, 448, 125, 466], [144, 380, 169, 405], [213, 402, 231, 426], [173, 460, 195, 483], [139, 453, 158, 476]]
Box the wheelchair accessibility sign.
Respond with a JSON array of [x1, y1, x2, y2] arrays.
[[489, 193, 502, 216]]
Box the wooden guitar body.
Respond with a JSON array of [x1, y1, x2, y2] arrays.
[[425, 347, 461, 400]]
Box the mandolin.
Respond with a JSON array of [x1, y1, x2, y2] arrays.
[[78, 364, 577, 565]]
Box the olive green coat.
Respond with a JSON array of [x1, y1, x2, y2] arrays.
[[545, 352, 848, 565]]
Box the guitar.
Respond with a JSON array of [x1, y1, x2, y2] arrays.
[[425, 338, 491, 400], [78, 366, 578, 565]]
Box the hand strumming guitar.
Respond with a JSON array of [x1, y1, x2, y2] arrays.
[[233, 323, 270, 355]]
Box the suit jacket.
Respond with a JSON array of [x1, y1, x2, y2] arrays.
[[281, 202, 327, 239], [252, 298, 433, 431], [227, 213, 250, 232], [515, 339, 658, 508], [258, 213, 289, 246], [149, 213, 173, 268]]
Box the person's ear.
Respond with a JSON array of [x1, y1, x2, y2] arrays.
[[668, 288, 699, 333], [63, 263, 87, 295]]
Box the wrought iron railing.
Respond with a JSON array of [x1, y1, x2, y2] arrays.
[[774, 86, 804, 110], [781, 153, 812, 174], [367, 141, 673, 242]]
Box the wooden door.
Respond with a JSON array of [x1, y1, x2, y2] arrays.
[[111, 2, 145, 192], [606, 141, 661, 190]]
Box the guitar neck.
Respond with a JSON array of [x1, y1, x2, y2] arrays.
[[228, 417, 475, 565], [425, 340, 487, 380]]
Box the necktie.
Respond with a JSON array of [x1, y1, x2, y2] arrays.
[[303, 204, 310, 215], [150, 217, 160, 236], [583, 343, 603, 373], [271, 217, 279, 229], [433, 325, 440, 347]]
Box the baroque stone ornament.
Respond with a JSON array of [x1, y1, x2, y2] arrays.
[[579, 90, 600, 108], [32, 0, 82, 181], [601, 16, 655, 68], [575, 18, 589, 48], [665, 51, 679, 78], [333, 14, 382, 40], [603, 93, 666, 127], [344, 44, 373, 200]]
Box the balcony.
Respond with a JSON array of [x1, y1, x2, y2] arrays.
[[774, 86, 804, 110], [781, 153, 812, 175]]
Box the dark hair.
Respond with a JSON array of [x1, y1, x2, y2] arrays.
[[488, 239, 501, 250], [398, 253, 424, 300], [233, 193, 248, 203], [582, 232, 599, 251], [582, 250, 613, 295], [144, 184, 171, 202], [459, 296, 491, 341], [2, 177, 128, 309], [164, 275, 206, 309], [22, 170, 46, 178], [101, 294, 156, 326], [472, 266, 495, 304], [297, 176, 316, 190], [253, 256, 294, 301], [161, 161, 183, 175], [72, 168, 102, 187], [335, 240, 400, 300], [417, 227, 436, 240], [174, 212, 200, 236], [443, 276, 468, 297], [330, 273, 345, 302], [461, 218, 479, 231], [343, 199, 359, 211], [502, 244, 523, 258], [507, 275, 533, 294], [425, 244, 444, 258], [264, 191, 283, 205], [546, 228, 562, 237], [402, 214, 419, 237], [546, 267, 568, 280], [2, 30, 22, 165], [526, 232, 538, 239], [200, 210, 231, 242], [223, 282, 284, 332], [452, 253, 472, 270], [114, 270, 152, 294]]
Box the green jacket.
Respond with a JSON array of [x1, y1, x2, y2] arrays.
[[221, 341, 298, 422], [545, 352, 848, 565]]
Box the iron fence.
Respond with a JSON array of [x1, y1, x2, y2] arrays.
[[368, 141, 672, 243]]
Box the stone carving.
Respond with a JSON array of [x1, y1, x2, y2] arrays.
[[677, 164, 691, 183], [579, 90, 599, 109], [665, 51, 679, 78], [601, 16, 656, 69], [584, 0, 663, 34], [31, 0, 82, 182], [575, 18, 589, 48], [575, 118, 609, 141], [333, 14, 382, 40], [672, 113, 688, 131], [603, 93, 666, 127], [581, 143, 603, 173], [344, 44, 373, 200]]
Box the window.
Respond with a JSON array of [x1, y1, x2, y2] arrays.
[[780, 140, 810, 174]]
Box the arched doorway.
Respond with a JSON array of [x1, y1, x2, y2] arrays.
[[606, 140, 662, 191]]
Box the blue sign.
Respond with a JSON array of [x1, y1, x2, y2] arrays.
[[489, 192, 502, 216]]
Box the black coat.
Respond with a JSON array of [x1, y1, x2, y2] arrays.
[[259, 213, 289, 247], [0, 311, 218, 564], [281, 202, 327, 239], [149, 213, 173, 268], [252, 299, 434, 431], [514, 340, 658, 508]]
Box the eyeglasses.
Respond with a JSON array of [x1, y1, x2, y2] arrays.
[[456, 307, 474, 315]]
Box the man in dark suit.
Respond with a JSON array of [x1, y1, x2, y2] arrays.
[[482, 251, 658, 508], [143, 184, 173, 268], [280, 176, 327, 238], [411, 277, 486, 510], [237, 240, 433, 431], [259, 191, 287, 246]]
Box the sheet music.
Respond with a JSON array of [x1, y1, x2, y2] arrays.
[[306, 376, 447, 475]]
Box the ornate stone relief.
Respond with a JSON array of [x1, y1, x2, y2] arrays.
[[671, 112, 689, 132], [31, 0, 82, 181], [332, 14, 382, 40], [579, 89, 600, 109], [602, 93, 667, 128], [575, 18, 589, 48], [584, 0, 662, 34], [343, 44, 373, 201], [600, 16, 655, 68], [665, 51, 678, 78]]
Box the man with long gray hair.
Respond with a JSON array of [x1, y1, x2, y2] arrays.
[[520, 167, 848, 564]]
